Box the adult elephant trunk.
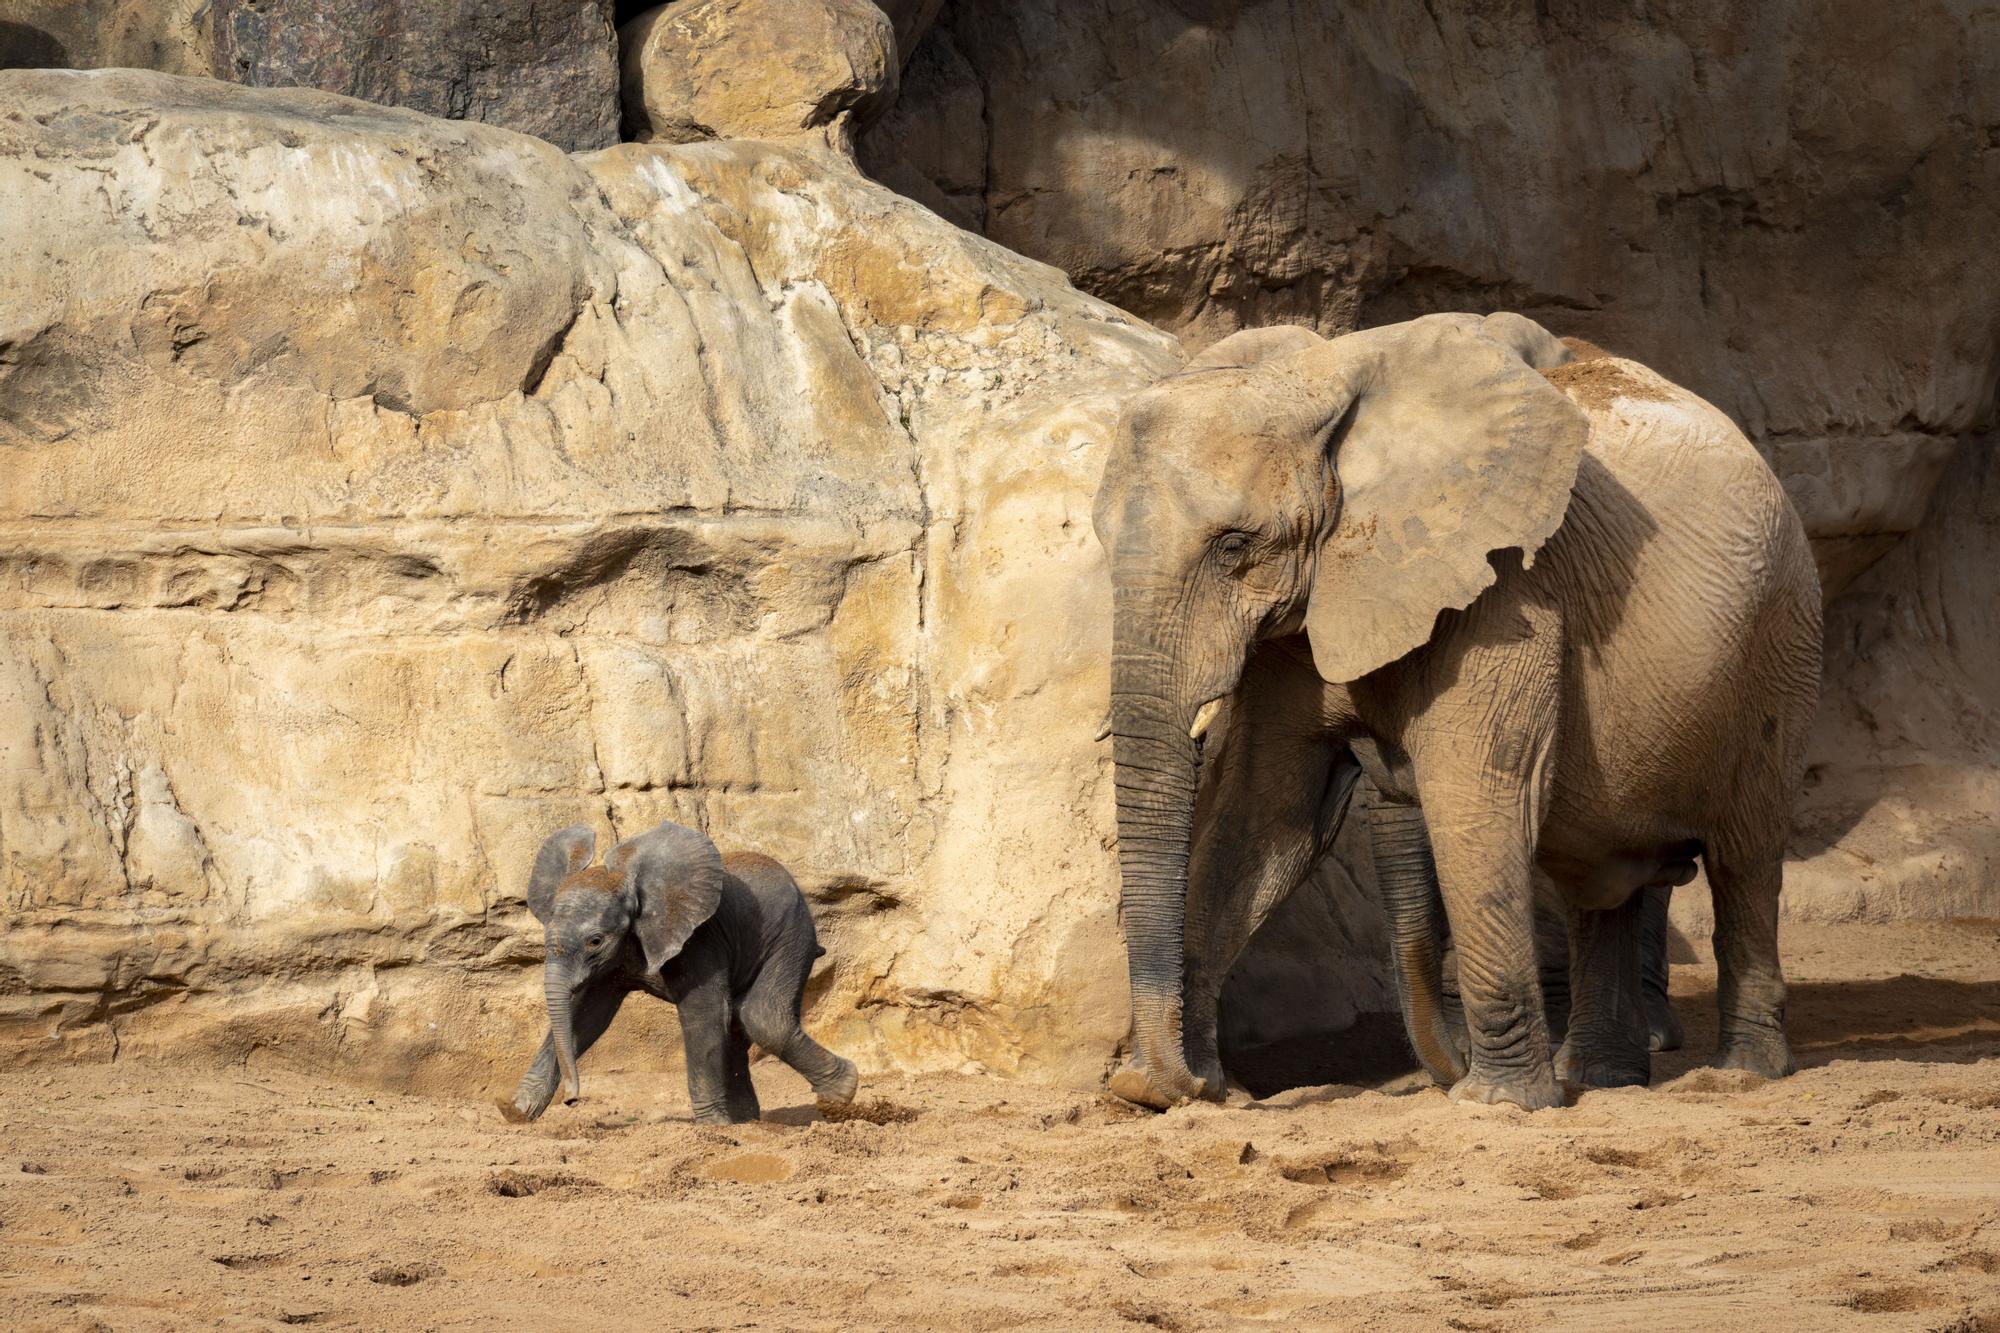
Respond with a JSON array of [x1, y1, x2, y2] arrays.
[[1367, 799, 1467, 1086], [544, 964, 582, 1102], [1110, 648, 1210, 1105]]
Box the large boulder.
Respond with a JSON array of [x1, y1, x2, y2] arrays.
[[619, 0, 897, 151], [0, 69, 1378, 1094]]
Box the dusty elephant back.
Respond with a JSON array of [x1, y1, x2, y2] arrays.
[[718, 849, 820, 955], [1530, 353, 1822, 845]]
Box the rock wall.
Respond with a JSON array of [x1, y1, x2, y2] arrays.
[[0, 68, 1201, 1092], [0, 0, 620, 151], [867, 0, 2000, 596], [3, 1, 1994, 1098], [866, 0, 2000, 930]]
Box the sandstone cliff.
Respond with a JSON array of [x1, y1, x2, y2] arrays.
[[0, 68, 1208, 1090], [0, 0, 621, 151]]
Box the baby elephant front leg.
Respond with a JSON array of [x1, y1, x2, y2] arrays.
[[678, 978, 758, 1125]]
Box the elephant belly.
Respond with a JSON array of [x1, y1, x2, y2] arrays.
[[1536, 836, 1701, 912], [1533, 416, 1818, 870]]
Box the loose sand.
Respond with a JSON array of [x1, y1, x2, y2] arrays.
[[3, 920, 1997, 1331]]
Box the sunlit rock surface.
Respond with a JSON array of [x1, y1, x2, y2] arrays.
[[0, 69, 1207, 1089]]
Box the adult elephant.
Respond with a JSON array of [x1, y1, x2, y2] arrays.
[[1094, 313, 1820, 1111]]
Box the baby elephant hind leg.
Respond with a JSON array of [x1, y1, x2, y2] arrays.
[[1554, 891, 1652, 1090], [1707, 849, 1794, 1078], [740, 960, 858, 1110]]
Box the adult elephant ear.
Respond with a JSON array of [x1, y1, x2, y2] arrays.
[[609, 821, 726, 972], [1284, 312, 1589, 683], [527, 825, 596, 923]]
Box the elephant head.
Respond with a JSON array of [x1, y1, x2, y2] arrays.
[[526, 820, 725, 1102], [1092, 312, 1588, 1103]]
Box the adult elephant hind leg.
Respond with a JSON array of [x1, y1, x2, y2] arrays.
[[502, 984, 630, 1123], [1640, 885, 1684, 1052], [739, 958, 857, 1109], [1707, 848, 1794, 1078], [1553, 891, 1651, 1089]]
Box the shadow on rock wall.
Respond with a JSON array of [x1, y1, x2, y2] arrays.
[[868, 0, 2000, 969]]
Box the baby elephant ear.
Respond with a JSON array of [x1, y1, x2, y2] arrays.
[[527, 825, 596, 923], [609, 821, 725, 973]]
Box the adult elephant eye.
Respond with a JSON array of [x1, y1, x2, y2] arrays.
[[1216, 532, 1252, 558]]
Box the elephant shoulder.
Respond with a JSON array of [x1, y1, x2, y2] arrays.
[[1546, 356, 1765, 478], [1544, 357, 1791, 551]]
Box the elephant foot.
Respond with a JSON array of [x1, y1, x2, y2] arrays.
[[1448, 1066, 1563, 1111], [1105, 1059, 1216, 1110], [691, 1106, 745, 1126], [1189, 1052, 1229, 1099], [496, 1096, 540, 1124], [1715, 1031, 1794, 1079], [1646, 1003, 1684, 1053], [1106, 1063, 1173, 1111], [814, 1057, 860, 1110], [1553, 1041, 1650, 1090]]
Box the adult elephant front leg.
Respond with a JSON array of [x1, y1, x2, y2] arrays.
[[1418, 786, 1561, 1110], [1395, 603, 1566, 1111], [1368, 799, 1467, 1087]]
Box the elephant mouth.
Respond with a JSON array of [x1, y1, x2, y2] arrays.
[[1094, 696, 1222, 745]]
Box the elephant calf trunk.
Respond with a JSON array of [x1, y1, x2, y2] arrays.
[[546, 977, 582, 1103]]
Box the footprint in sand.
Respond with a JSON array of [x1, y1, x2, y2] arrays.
[[699, 1153, 794, 1184]]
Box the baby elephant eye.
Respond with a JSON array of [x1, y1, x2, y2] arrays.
[[587, 935, 605, 950]]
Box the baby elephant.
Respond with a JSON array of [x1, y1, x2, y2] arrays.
[[503, 820, 858, 1124]]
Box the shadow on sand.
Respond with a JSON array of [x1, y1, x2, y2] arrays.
[[1227, 972, 2000, 1098]]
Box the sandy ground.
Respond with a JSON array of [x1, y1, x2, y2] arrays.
[[2, 920, 1997, 1332]]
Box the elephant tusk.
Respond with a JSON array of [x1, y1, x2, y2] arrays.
[[1094, 712, 1113, 743], [1189, 698, 1224, 742]]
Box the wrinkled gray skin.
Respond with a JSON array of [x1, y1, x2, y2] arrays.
[[1531, 888, 1683, 1057], [1095, 313, 1820, 1112], [504, 821, 859, 1125]]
